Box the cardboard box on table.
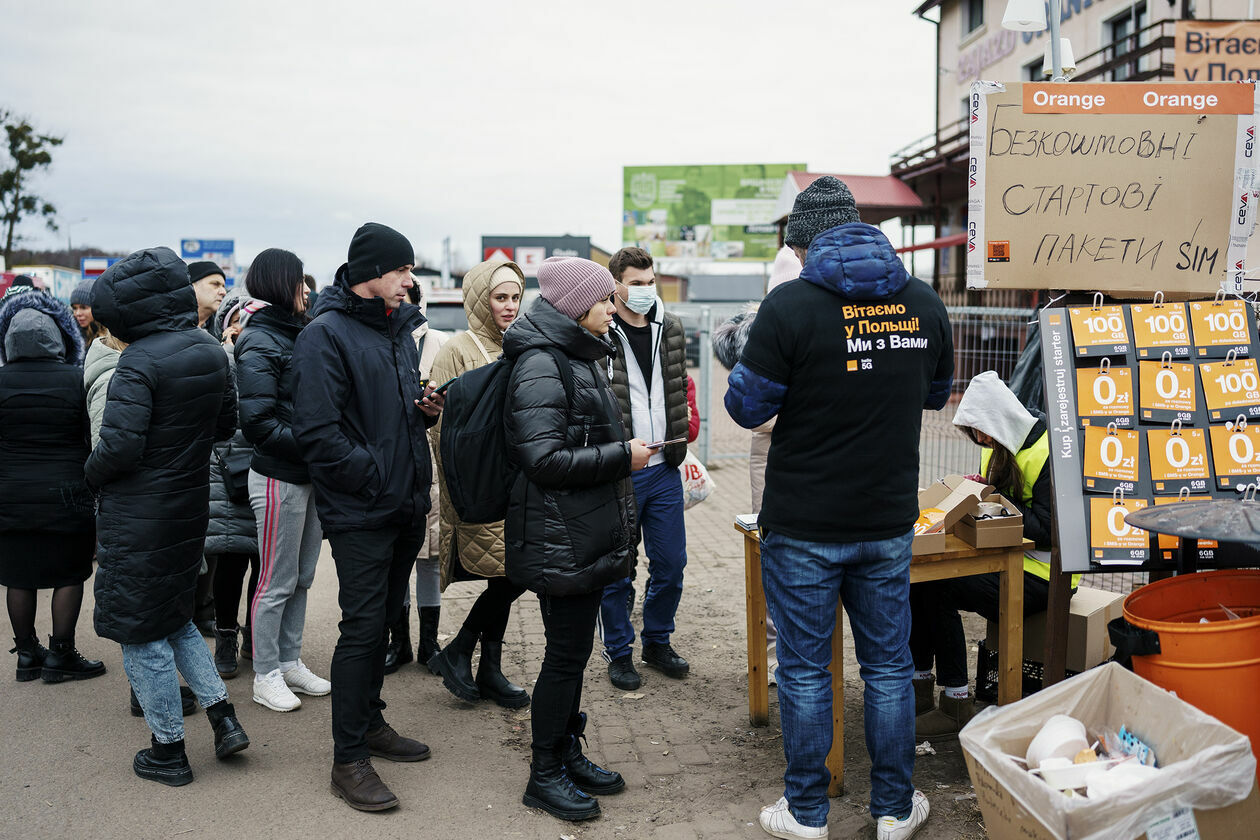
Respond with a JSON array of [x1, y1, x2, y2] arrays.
[[954, 491, 1023, 549], [914, 475, 991, 554], [959, 663, 1258, 840], [985, 586, 1127, 673]]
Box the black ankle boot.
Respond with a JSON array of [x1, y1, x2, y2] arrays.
[[417, 606, 441, 673], [10, 634, 49, 682], [522, 748, 601, 821], [213, 624, 239, 679], [239, 624, 252, 661], [41, 636, 106, 683], [134, 736, 193, 786], [205, 700, 250, 759], [562, 712, 624, 795], [428, 627, 480, 702], [383, 612, 413, 675], [475, 639, 530, 709]]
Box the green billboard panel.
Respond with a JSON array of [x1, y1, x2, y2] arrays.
[[622, 163, 805, 260]]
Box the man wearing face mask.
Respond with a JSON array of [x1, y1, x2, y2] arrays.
[[598, 247, 691, 691]]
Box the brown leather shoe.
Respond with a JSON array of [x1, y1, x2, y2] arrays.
[[330, 758, 400, 812], [366, 723, 431, 762]]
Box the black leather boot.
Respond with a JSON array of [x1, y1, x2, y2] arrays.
[[239, 624, 252, 661], [428, 626, 480, 702], [383, 612, 413, 675], [133, 736, 193, 786], [41, 636, 106, 683], [475, 639, 530, 709], [205, 700, 250, 759], [562, 712, 624, 795], [417, 606, 441, 674], [522, 747, 601, 821], [10, 634, 49, 682], [213, 624, 239, 679]]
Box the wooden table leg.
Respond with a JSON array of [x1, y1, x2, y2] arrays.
[[744, 531, 769, 727], [826, 601, 845, 797], [996, 547, 1025, 705]]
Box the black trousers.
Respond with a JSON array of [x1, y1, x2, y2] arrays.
[[530, 589, 601, 758], [908, 571, 1054, 689], [461, 576, 527, 642], [327, 521, 425, 764], [211, 552, 259, 630]]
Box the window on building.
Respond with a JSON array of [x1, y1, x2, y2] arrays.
[[1109, 3, 1149, 81], [964, 0, 985, 35], [1024, 58, 1044, 82]]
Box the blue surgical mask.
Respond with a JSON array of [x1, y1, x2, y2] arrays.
[[623, 285, 656, 315]]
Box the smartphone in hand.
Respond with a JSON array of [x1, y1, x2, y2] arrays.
[[646, 436, 688, 450]]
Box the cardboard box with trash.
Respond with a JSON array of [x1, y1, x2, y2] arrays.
[[959, 662, 1258, 840], [914, 475, 991, 554]]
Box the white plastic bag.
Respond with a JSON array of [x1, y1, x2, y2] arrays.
[[680, 451, 714, 510]]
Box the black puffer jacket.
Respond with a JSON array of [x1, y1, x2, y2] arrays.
[[235, 303, 308, 484], [86, 247, 237, 645], [206, 291, 258, 557], [607, 302, 689, 468], [0, 295, 94, 535], [292, 270, 436, 535], [503, 297, 637, 597]]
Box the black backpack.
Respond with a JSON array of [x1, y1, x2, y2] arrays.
[[440, 345, 574, 524]]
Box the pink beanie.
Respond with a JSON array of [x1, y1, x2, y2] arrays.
[[768, 245, 802, 292], [537, 256, 615, 319]]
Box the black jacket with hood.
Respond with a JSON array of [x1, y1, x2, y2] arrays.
[[85, 247, 237, 645], [607, 300, 689, 468], [0, 294, 94, 535], [235, 300, 309, 484], [503, 297, 637, 597], [292, 268, 436, 535]]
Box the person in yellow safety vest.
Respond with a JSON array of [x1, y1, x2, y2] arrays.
[[909, 370, 1078, 740]]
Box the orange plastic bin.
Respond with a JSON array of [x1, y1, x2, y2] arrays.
[[1123, 570, 1260, 776]]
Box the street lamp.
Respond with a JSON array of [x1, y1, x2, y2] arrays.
[[1004, 0, 1070, 82]]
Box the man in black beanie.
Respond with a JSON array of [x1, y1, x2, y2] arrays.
[[187, 261, 227, 330], [725, 176, 951, 840], [292, 222, 444, 812]]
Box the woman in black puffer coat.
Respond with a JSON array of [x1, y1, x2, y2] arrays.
[[503, 257, 649, 823], [203, 289, 260, 678], [0, 292, 105, 683], [86, 247, 247, 784]]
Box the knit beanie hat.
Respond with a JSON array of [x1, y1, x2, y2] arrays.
[[767, 245, 802, 291], [784, 176, 860, 249], [70, 278, 95, 306], [187, 261, 225, 284], [537, 256, 615, 319], [347, 222, 414, 286]]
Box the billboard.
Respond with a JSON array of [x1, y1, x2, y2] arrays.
[[181, 238, 237, 284], [622, 163, 804, 260]]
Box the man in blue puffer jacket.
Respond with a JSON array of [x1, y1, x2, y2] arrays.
[[725, 177, 952, 840]]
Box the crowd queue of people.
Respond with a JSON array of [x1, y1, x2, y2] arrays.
[[2, 177, 1067, 840]]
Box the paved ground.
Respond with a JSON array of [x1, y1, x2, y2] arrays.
[[0, 453, 999, 840]]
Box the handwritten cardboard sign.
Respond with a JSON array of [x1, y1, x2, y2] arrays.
[[967, 81, 1259, 295]]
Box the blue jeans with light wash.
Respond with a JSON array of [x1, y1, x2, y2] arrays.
[[122, 620, 228, 744], [760, 527, 916, 827], [599, 462, 688, 661]]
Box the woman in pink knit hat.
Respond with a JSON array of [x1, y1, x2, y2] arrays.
[[501, 257, 652, 822]]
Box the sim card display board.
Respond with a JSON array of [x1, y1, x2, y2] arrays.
[[1039, 297, 1260, 572]]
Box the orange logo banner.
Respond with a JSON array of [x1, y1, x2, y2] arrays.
[[1022, 82, 1252, 115]]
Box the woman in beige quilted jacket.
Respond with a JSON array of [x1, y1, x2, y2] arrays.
[[426, 259, 530, 708]]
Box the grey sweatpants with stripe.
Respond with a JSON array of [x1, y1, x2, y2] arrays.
[[248, 470, 323, 675]]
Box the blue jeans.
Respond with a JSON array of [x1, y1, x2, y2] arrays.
[[761, 528, 916, 827], [599, 462, 687, 661], [122, 620, 228, 744]]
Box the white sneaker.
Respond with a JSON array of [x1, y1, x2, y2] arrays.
[[759, 797, 828, 839], [876, 790, 930, 840], [282, 659, 331, 696], [253, 668, 301, 712]]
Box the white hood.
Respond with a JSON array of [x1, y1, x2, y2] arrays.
[[953, 370, 1037, 456]]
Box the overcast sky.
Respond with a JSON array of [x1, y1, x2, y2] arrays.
[[1, 0, 937, 281]]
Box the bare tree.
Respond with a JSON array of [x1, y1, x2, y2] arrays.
[[1, 109, 63, 265]]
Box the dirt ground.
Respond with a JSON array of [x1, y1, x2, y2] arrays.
[[0, 452, 999, 840]]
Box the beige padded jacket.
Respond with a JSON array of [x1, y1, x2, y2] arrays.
[[428, 260, 524, 589]]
